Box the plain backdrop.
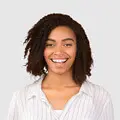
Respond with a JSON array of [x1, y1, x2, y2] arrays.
[[0, 0, 119, 119]]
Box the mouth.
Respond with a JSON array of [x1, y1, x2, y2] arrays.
[[50, 58, 69, 63]]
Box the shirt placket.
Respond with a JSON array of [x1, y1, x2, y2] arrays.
[[40, 96, 60, 120]]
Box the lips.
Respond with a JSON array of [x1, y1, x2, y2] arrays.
[[50, 58, 68, 63]]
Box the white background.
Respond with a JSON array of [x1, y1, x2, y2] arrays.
[[0, 0, 119, 119]]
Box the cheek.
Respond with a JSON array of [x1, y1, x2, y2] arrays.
[[68, 48, 76, 59], [44, 49, 49, 62], [44, 49, 52, 64], [73, 46, 77, 57], [44, 48, 50, 58]]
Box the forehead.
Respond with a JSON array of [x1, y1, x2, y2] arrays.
[[48, 26, 76, 41]]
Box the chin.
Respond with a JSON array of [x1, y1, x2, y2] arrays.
[[54, 71, 66, 75], [48, 68, 71, 75]]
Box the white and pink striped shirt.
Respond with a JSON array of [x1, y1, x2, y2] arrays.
[[7, 76, 114, 120]]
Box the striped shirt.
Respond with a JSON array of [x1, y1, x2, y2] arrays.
[[7, 76, 114, 120]]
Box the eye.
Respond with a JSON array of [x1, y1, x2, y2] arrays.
[[64, 44, 72, 47], [45, 43, 55, 47]]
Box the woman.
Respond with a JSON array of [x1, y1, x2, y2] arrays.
[[7, 13, 114, 120]]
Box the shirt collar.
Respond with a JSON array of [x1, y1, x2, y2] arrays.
[[27, 75, 45, 100], [27, 75, 93, 100], [79, 80, 93, 97]]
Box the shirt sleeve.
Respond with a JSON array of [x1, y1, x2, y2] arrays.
[[98, 96, 114, 120], [7, 91, 20, 120]]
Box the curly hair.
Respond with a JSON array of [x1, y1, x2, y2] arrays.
[[23, 13, 93, 85]]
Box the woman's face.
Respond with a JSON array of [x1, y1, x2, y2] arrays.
[[44, 26, 77, 75]]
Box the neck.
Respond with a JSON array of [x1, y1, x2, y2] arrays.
[[43, 71, 76, 87]]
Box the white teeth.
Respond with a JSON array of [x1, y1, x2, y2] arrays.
[[51, 59, 67, 63]]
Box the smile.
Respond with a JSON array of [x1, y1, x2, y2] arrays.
[[50, 58, 68, 63]]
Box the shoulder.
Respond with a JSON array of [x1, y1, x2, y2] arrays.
[[7, 79, 42, 119], [85, 80, 112, 104], [12, 75, 44, 102], [12, 79, 41, 102]]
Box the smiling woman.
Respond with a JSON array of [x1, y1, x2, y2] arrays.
[[7, 13, 114, 120]]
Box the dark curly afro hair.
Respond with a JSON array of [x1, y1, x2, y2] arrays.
[[23, 13, 93, 85]]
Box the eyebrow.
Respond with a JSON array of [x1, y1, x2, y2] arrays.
[[47, 38, 75, 42]]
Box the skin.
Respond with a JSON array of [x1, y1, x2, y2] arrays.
[[42, 26, 81, 110]]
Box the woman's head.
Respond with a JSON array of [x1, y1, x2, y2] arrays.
[[23, 13, 93, 85]]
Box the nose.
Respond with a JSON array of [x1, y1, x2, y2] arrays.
[[53, 45, 64, 55]]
